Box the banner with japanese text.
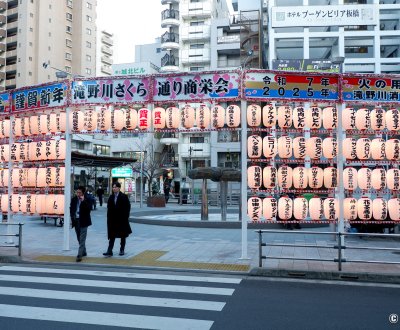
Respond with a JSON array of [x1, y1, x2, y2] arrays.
[[0, 92, 10, 113], [11, 82, 68, 112], [244, 71, 339, 102], [342, 74, 400, 103], [71, 77, 151, 105], [153, 71, 240, 102]]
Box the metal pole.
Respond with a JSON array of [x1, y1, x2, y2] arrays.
[[6, 115, 14, 244], [221, 181, 227, 221], [63, 106, 72, 251], [258, 231, 262, 267], [201, 178, 208, 220], [18, 223, 22, 257], [240, 98, 248, 259], [140, 133, 143, 208], [337, 232, 342, 271], [337, 92, 345, 248]]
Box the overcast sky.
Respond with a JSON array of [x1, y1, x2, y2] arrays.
[[97, 0, 163, 64]]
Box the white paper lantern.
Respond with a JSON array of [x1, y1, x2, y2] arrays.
[[293, 197, 308, 220], [83, 108, 98, 131], [49, 112, 67, 133], [196, 104, 210, 129], [124, 108, 138, 130], [247, 104, 261, 127], [263, 166, 277, 188], [357, 197, 373, 220], [11, 168, 26, 188], [386, 108, 400, 131], [37, 168, 49, 187], [39, 114, 51, 134], [28, 141, 45, 161], [248, 196, 262, 221], [152, 107, 166, 129], [26, 168, 37, 187], [308, 166, 323, 189], [343, 167, 358, 190], [165, 107, 180, 129], [387, 168, 400, 190], [26, 194, 36, 214], [1, 194, 8, 212], [262, 136, 277, 158], [358, 167, 372, 190], [322, 106, 337, 130], [293, 106, 306, 129], [309, 197, 324, 220], [306, 137, 323, 159], [371, 168, 386, 190], [278, 196, 293, 220], [342, 107, 356, 130], [277, 105, 292, 128], [211, 105, 225, 128], [370, 108, 386, 131], [263, 197, 278, 220], [247, 166, 262, 189], [385, 139, 400, 160], [14, 117, 30, 137], [46, 195, 64, 215], [356, 138, 371, 160], [97, 107, 112, 131], [138, 108, 151, 130], [372, 198, 387, 221], [29, 116, 40, 135], [0, 168, 9, 187], [324, 198, 338, 220], [11, 194, 24, 213], [306, 106, 322, 129], [225, 105, 240, 128], [112, 108, 125, 131], [277, 136, 292, 159], [388, 198, 400, 220], [70, 110, 85, 131], [52, 167, 65, 187], [35, 194, 47, 214], [248, 135, 262, 158], [18, 142, 29, 162], [371, 138, 386, 160], [277, 166, 293, 189], [322, 137, 337, 159], [355, 108, 371, 130], [0, 144, 9, 162], [51, 139, 66, 160], [10, 143, 20, 162], [293, 166, 308, 189], [262, 104, 276, 128], [324, 167, 338, 188], [181, 105, 195, 129], [343, 197, 358, 220], [293, 136, 307, 159], [343, 138, 357, 160]]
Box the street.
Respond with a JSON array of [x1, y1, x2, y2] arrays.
[[0, 264, 399, 329]]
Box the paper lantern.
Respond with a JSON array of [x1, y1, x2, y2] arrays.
[[124, 107, 138, 130], [46, 195, 60, 215], [385, 139, 400, 160], [29, 116, 41, 135], [26, 194, 36, 214], [82, 109, 97, 131], [371, 168, 386, 190], [277, 105, 292, 128], [293, 106, 306, 129], [277, 166, 293, 189], [309, 197, 324, 220], [18, 194, 27, 213], [28, 141, 45, 161], [1, 194, 8, 212], [181, 105, 195, 129], [343, 138, 357, 160], [262, 104, 276, 128], [278, 196, 293, 220], [35, 194, 47, 214], [51, 167, 65, 187], [322, 137, 337, 159], [70, 110, 85, 131], [14, 117, 30, 137], [0, 168, 9, 187], [263, 197, 277, 220], [37, 168, 51, 187], [211, 105, 225, 128], [370, 108, 386, 131], [387, 169, 400, 190], [306, 106, 322, 129], [322, 106, 337, 130], [357, 167, 372, 190], [293, 166, 308, 189], [293, 136, 306, 159], [324, 198, 338, 220], [226, 105, 240, 128], [39, 114, 51, 134], [356, 138, 371, 160], [306, 137, 323, 159], [386, 108, 400, 131], [355, 108, 371, 130], [97, 107, 112, 131], [51, 139, 66, 160], [49, 112, 67, 133], [112, 108, 125, 131], [248, 196, 262, 221], [324, 167, 338, 188], [263, 166, 277, 188], [247, 166, 262, 189], [343, 197, 358, 220], [0, 119, 10, 138], [372, 198, 387, 221], [371, 138, 386, 160], [262, 136, 277, 158], [196, 104, 210, 129], [277, 136, 292, 158], [11, 194, 24, 213], [164, 107, 180, 129], [0, 144, 9, 162], [343, 167, 358, 190], [12, 168, 26, 187], [342, 107, 356, 130], [152, 107, 166, 129], [293, 197, 308, 220], [248, 135, 262, 158], [53, 195, 64, 215], [10, 143, 20, 162], [247, 104, 261, 127], [26, 168, 37, 187], [388, 198, 400, 220], [357, 197, 372, 220], [308, 166, 323, 189]]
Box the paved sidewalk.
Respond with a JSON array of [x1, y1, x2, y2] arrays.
[[0, 202, 399, 282]]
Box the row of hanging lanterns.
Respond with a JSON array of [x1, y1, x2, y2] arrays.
[[247, 196, 400, 221], [0, 140, 66, 162], [247, 105, 400, 131], [0, 167, 65, 188], [0, 193, 64, 215]]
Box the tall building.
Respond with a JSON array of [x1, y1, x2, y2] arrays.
[[97, 29, 113, 76], [1, 0, 97, 91]]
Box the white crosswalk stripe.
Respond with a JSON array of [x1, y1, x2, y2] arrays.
[[0, 265, 241, 330]]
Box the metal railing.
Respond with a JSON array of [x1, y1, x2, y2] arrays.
[[257, 229, 400, 271], [0, 223, 23, 256]]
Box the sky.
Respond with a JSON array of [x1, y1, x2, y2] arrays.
[[96, 0, 163, 64]]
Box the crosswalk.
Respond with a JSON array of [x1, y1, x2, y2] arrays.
[[0, 265, 242, 329]]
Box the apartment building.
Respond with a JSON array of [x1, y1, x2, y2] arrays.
[[97, 29, 113, 76], [1, 0, 97, 91]]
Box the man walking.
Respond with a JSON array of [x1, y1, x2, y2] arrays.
[[96, 186, 104, 207], [103, 182, 132, 257], [70, 186, 92, 262]]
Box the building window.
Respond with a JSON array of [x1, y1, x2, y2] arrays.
[[86, 28, 92, 35], [48, 46, 51, 50], [66, 13, 72, 21], [86, 15, 92, 22], [86, 2, 92, 9], [190, 43, 204, 49], [67, 0, 73, 8], [156, 48, 161, 53], [190, 21, 205, 26], [29, 72, 32, 76], [189, 136, 205, 143], [49, 18, 51, 23], [66, 25, 72, 33], [190, 66, 204, 71], [29, 42, 33, 46], [86, 41, 91, 48], [66, 39, 72, 48], [85, 68, 91, 75], [30, 13, 33, 17], [29, 27, 33, 32], [86, 55, 92, 61], [93, 144, 110, 155], [65, 52, 72, 60], [49, 4, 51, 9], [65, 66, 72, 73], [49, 32, 51, 36], [29, 56, 32, 61]]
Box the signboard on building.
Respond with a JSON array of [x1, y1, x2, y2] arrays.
[[272, 5, 378, 27], [0, 92, 10, 113], [272, 59, 340, 73], [112, 62, 160, 76], [111, 167, 133, 178]]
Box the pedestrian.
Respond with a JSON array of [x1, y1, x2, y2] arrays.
[[164, 182, 170, 203], [103, 182, 132, 257], [70, 186, 92, 262], [96, 186, 104, 207]]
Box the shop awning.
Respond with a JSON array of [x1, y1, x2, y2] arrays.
[[71, 151, 137, 168]]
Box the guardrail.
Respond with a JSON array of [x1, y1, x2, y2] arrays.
[[0, 223, 23, 257], [257, 229, 400, 271]]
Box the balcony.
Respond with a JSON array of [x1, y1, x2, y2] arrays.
[[161, 0, 179, 4], [6, 35, 17, 45], [0, 14, 5, 25], [0, 57, 5, 66], [101, 65, 112, 75], [101, 45, 113, 55], [181, 48, 210, 64], [181, 2, 211, 19], [5, 63, 16, 73], [0, 2, 6, 12], [7, 7, 18, 17], [101, 35, 113, 46], [5, 48, 17, 57], [6, 20, 17, 30], [0, 29, 5, 38], [161, 9, 180, 28], [160, 137, 180, 145], [180, 25, 210, 41], [101, 55, 113, 65], [5, 78, 16, 88], [160, 52, 179, 72], [161, 31, 179, 50]]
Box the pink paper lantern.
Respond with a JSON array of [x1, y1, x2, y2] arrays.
[[388, 198, 400, 220], [262, 104, 276, 128], [52, 139, 66, 160], [308, 166, 323, 189], [248, 197, 262, 221], [263, 166, 277, 188], [324, 198, 338, 220], [1, 194, 8, 212], [322, 137, 337, 159], [293, 106, 306, 129], [343, 197, 358, 220], [385, 139, 400, 160], [37, 168, 50, 187], [306, 137, 323, 159], [46, 195, 64, 215], [386, 108, 400, 131], [247, 104, 261, 127], [355, 108, 371, 130], [277, 105, 292, 128], [165, 107, 180, 129], [248, 135, 262, 158], [322, 106, 337, 130], [0, 144, 9, 162], [293, 166, 308, 189], [263, 197, 278, 220], [278, 196, 293, 220], [277, 165, 293, 189], [357, 197, 373, 220], [39, 114, 51, 134], [371, 168, 386, 190], [14, 117, 30, 137], [211, 105, 225, 128], [11, 194, 25, 213], [343, 167, 358, 190], [371, 138, 386, 160], [28, 141, 45, 161], [12, 168, 26, 188], [309, 197, 324, 220], [343, 138, 357, 160], [181, 105, 195, 129], [342, 107, 356, 130], [26, 168, 37, 187], [70, 110, 85, 131], [305, 106, 322, 129], [29, 116, 40, 135], [35, 194, 47, 214], [277, 136, 292, 159], [97, 107, 112, 131], [370, 108, 386, 131], [358, 167, 372, 190], [138, 108, 151, 130], [324, 167, 338, 188], [293, 136, 307, 159], [124, 108, 138, 130], [226, 105, 240, 128], [196, 104, 211, 129], [10, 143, 20, 162], [247, 166, 262, 189], [112, 108, 125, 131], [293, 197, 308, 220], [387, 169, 400, 190], [372, 198, 387, 221], [152, 107, 166, 129], [83, 108, 97, 131], [356, 138, 371, 160], [51, 167, 65, 187], [26, 194, 36, 214], [262, 136, 277, 158], [49, 112, 67, 133]]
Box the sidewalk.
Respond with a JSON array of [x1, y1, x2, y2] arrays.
[[1, 202, 400, 283]]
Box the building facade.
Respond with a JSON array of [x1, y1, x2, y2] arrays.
[[97, 29, 113, 76]]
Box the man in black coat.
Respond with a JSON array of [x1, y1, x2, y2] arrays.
[[103, 182, 132, 257], [96, 187, 104, 206], [70, 186, 92, 262]]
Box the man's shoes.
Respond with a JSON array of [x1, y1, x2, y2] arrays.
[[76, 256, 82, 262], [103, 252, 113, 257], [119, 250, 125, 256]]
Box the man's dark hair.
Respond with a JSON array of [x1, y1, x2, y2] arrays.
[[113, 182, 121, 188], [77, 186, 86, 193]]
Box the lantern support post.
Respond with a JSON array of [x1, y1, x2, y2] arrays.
[[63, 106, 72, 251], [240, 99, 249, 260], [139, 132, 144, 208], [6, 115, 14, 244], [336, 102, 345, 246]]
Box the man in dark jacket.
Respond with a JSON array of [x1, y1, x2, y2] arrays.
[[103, 182, 132, 257], [70, 186, 92, 262]]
